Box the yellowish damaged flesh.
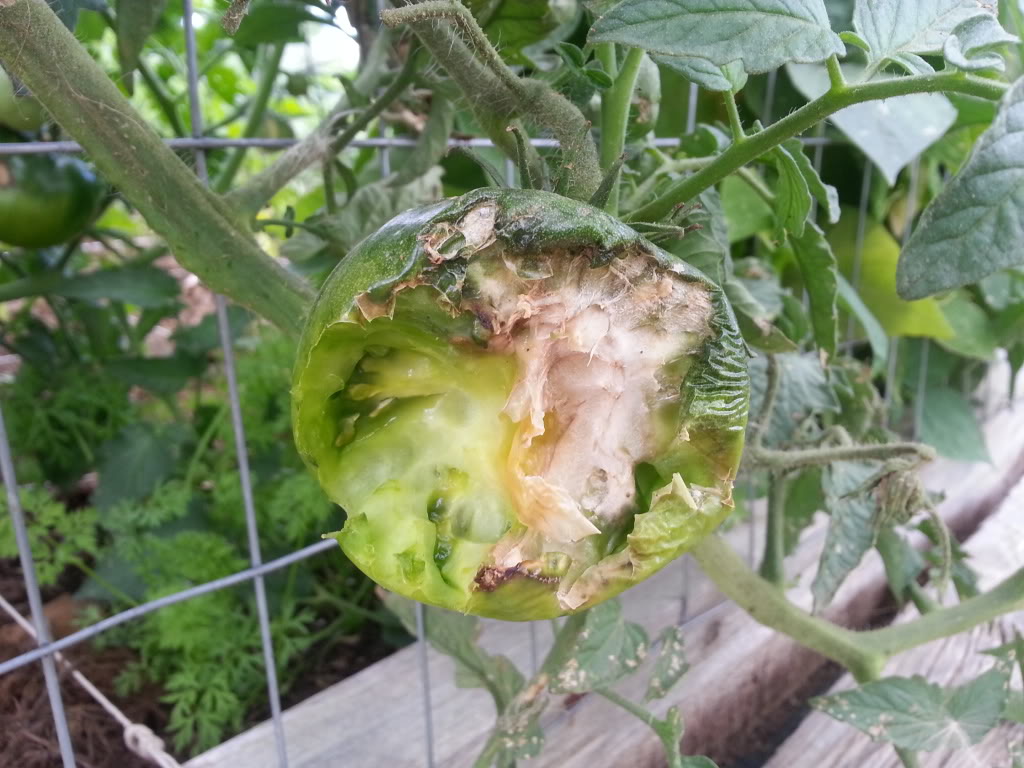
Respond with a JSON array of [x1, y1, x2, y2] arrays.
[[415, 203, 719, 604]]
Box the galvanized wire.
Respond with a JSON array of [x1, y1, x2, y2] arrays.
[[0, 135, 839, 156], [0, 540, 337, 678], [0, 405, 76, 767], [181, 8, 288, 764]]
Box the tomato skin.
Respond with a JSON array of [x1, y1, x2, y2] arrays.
[[0, 69, 47, 132], [0, 150, 105, 248]]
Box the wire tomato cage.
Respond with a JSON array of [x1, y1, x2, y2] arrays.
[[0, 10, 967, 768]]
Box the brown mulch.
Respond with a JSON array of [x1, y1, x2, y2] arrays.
[[1, 553, 397, 768], [0, 587, 171, 768]]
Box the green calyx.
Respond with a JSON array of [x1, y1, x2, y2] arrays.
[[293, 189, 748, 620]]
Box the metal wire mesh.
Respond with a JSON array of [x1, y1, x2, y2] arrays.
[[0, 10, 960, 768]]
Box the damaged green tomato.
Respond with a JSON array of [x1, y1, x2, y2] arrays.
[[293, 189, 748, 620]]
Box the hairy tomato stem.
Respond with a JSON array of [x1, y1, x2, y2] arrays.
[[627, 70, 1007, 222]]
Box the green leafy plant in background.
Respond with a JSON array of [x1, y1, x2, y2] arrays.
[[0, 0, 1022, 764]]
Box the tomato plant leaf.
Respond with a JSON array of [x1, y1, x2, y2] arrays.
[[645, 625, 688, 702], [943, 13, 1020, 72], [392, 96, 455, 186], [104, 355, 206, 395], [836, 272, 888, 370], [666, 188, 730, 284], [829, 212, 954, 339], [812, 660, 1013, 751], [233, 0, 333, 47], [812, 460, 880, 612], [543, 599, 648, 694], [748, 353, 840, 446], [782, 137, 839, 224], [653, 55, 747, 92], [853, 0, 1003, 70], [772, 143, 812, 238], [721, 175, 774, 243], [493, 681, 547, 761], [115, 0, 168, 93], [920, 385, 990, 463], [787, 62, 956, 184], [897, 77, 1024, 300], [590, 0, 843, 74], [468, 0, 563, 66], [47, 264, 180, 308], [680, 758, 720, 768], [875, 528, 926, 605], [936, 291, 999, 361], [93, 423, 188, 510], [788, 221, 838, 357], [382, 593, 526, 712]]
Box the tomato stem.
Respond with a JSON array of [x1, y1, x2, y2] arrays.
[[599, 46, 644, 214], [627, 70, 1008, 222]]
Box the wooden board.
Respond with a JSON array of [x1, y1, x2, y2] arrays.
[[186, 364, 1024, 768], [764, 480, 1024, 768]]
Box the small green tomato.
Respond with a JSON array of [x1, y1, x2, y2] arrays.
[[293, 189, 748, 620]]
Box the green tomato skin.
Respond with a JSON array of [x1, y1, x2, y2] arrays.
[[294, 188, 749, 620], [0, 69, 47, 132], [0, 150, 105, 248]]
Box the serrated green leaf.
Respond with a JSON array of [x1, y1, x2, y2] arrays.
[[645, 626, 688, 701], [786, 62, 956, 185], [104, 355, 206, 395], [543, 599, 648, 694], [920, 386, 990, 462], [233, 0, 332, 47], [782, 137, 839, 224], [897, 77, 1024, 300], [721, 174, 774, 243], [830, 211, 954, 339], [811, 460, 880, 611], [813, 662, 1013, 751], [44, 265, 180, 308], [788, 221, 838, 357], [654, 55, 747, 92], [93, 423, 187, 510], [116, 0, 167, 92], [468, 0, 562, 66], [943, 13, 1019, 71], [382, 594, 525, 711], [590, 0, 843, 74], [875, 528, 926, 605], [748, 353, 840, 446], [936, 291, 998, 361], [773, 144, 812, 237], [853, 0, 998, 69]]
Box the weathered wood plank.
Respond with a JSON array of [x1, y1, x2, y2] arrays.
[[764, 480, 1024, 768], [186, 365, 1024, 768]]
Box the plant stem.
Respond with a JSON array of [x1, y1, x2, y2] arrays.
[[595, 42, 617, 80], [692, 534, 885, 680], [724, 90, 746, 142], [597, 689, 685, 768], [759, 473, 789, 587], [751, 354, 780, 448], [213, 41, 286, 193], [255, 218, 332, 239], [749, 441, 934, 471], [0, 0, 314, 334], [627, 70, 1007, 222], [599, 46, 644, 214], [861, 564, 1024, 656], [226, 55, 417, 217], [382, 0, 602, 200], [826, 54, 845, 90]]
